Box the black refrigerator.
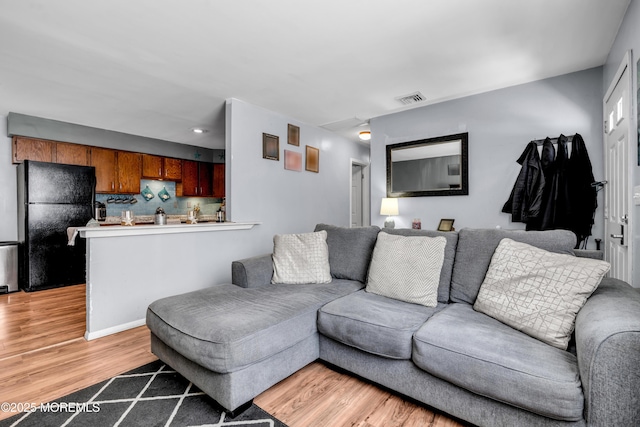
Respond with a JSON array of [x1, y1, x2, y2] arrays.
[[17, 160, 96, 292]]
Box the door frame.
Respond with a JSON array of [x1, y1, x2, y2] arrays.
[[350, 159, 370, 227], [603, 49, 634, 282]]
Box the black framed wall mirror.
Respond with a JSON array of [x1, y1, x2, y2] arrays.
[[386, 132, 469, 197]]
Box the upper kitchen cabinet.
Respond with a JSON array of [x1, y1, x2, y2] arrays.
[[142, 154, 182, 181], [115, 151, 142, 194], [13, 137, 90, 166], [54, 142, 91, 166], [213, 164, 225, 198], [164, 158, 183, 180], [91, 147, 117, 193], [12, 136, 54, 163], [181, 160, 213, 197], [91, 149, 141, 194]]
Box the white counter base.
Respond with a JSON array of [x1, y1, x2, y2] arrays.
[[82, 220, 264, 340]]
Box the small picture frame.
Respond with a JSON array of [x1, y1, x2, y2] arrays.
[[284, 150, 302, 171], [262, 133, 279, 160], [437, 218, 455, 232], [288, 124, 300, 146], [305, 145, 319, 173]]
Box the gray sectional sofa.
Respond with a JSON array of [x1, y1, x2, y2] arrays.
[[146, 224, 640, 426]]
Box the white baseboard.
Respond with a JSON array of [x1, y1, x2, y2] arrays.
[[84, 318, 146, 341]]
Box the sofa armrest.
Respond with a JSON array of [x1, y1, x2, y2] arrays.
[[575, 278, 640, 426], [231, 254, 273, 288]]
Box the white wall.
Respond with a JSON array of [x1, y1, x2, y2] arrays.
[[370, 67, 604, 247], [603, 0, 640, 286], [226, 98, 370, 255], [0, 117, 17, 241]]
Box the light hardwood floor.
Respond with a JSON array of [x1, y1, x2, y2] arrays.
[[0, 285, 463, 426]]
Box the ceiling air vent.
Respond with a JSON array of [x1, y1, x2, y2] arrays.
[[396, 91, 426, 105]]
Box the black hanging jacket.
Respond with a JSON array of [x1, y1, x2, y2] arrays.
[[502, 141, 545, 223], [567, 133, 597, 246], [526, 138, 556, 231]]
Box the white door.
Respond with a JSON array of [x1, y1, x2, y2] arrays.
[[603, 52, 633, 283], [351, 164, 363, 227]]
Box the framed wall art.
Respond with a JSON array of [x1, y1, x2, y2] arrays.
[[262, 133, 279, 160], [437, 218, 455, 232], [284, 150, 302, 171], [305, 145, 319, 173], [288, 124, 300, 146]]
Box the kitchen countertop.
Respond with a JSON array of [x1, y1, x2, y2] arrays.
[[78, 219, 260, 238], [101, 214, 218, 225]]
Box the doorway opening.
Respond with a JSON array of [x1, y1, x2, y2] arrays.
[[350, 160, 370, 227]]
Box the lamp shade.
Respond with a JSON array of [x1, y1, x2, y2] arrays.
[[380, 198, 399, 216]]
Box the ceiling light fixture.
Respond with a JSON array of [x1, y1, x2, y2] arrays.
[[192, 128, 208, 134], [359, 131, 371, 141]]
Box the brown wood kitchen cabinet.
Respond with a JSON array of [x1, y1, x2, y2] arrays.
[[54, 142, 91, 166], [115, 151, 142, 194], [91, 147, 117, 193], [12, 136, 54, 163], [181, 160, 213, 197], [142, 154, 182, 181], [91, 148, 140, 194], [213, 163, 225, 198], [13, 137, 91, 166]]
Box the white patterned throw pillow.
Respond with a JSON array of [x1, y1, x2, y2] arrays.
[[271, 230, 332, 284], [474, 238, 610, 350], [366, 232, 446, 307]]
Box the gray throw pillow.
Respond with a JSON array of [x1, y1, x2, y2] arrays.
[[366, 232, 446, 307], [271, 230, 332, 284], [383, 228, 458, 303], [314, 224, 380, 283], [474, 238, 610, 350]]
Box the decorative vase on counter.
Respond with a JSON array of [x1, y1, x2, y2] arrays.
[[121, 210, 135, 226]]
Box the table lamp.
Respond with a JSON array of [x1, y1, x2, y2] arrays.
[[380, 198, 399, 229]]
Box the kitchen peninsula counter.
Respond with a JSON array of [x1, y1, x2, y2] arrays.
[[78, 221, 260, 238], [81, 219, 263, 341]]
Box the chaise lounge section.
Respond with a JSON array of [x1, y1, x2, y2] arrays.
[[146, 224, 640, 426]]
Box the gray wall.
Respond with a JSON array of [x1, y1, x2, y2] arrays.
[[0, 118, 17, 241], [226, 98, 370, 255], [603, 0, 640, 286], [370, 67, 604, 247]]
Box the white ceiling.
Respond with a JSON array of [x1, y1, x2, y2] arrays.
[[0, 0, 630, 149]]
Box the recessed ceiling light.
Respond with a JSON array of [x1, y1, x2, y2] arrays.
[[359, 131, 371, 141], [192, 128, 208, 134]]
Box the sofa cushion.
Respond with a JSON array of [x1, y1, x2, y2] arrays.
[[366, 232, 446, 307], [413, 303, 584, 421], [314, 224, 380, 283], [450, 228, 576, 304], [383, 228, 458, 303], [474, 238, 609, 349], [271, 230, 331, 284], [318, 290, 444, 359], [146, 280, 363, 373]]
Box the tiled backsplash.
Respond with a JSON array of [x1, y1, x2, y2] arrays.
[[96, 179, 222, 217]]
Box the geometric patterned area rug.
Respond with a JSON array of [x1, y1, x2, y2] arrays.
[[0, 360, 288, 427]]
